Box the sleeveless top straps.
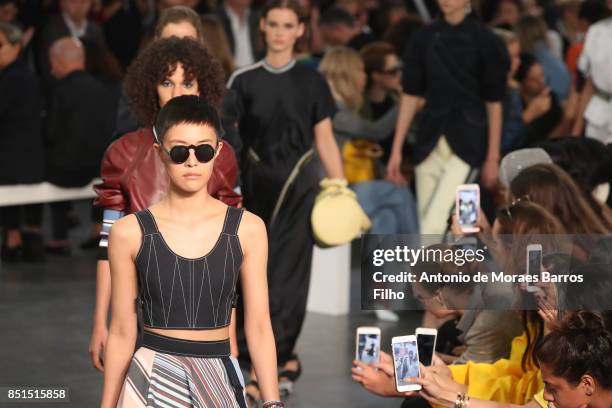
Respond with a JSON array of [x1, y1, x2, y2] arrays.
[[135, 209, 159, 236], [222, 206, 244, 237]]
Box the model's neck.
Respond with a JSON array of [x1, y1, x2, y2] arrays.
[[163, 186, 214, 223], [367, 85, 387, 103], [444, 9, 466, 25], [265, 50, 294, 68]]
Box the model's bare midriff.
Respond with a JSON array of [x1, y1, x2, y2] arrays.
[[144, 326, 230, 341]]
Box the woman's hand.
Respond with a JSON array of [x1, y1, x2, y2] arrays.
[[430, 354, 452, 377], [406, 365, 463, 407], [386, 150, 404, 184], [352, 352, 418, 398], [89, 323, 108, 372], [352, 359, 398, 397]]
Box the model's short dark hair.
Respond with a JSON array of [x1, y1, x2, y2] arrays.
[[154, 95, 222, 143], [319, 7, 355, 28], [536, 311, 612, 389], [124, 36, 225, 127]]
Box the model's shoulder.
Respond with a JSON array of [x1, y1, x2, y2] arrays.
[[227, 61, 265, 88], [237, 210, 266, 235], [110, 213, 141, 240]]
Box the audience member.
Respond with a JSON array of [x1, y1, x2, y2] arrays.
[[572, 1, 612, 143], [381, 14, 423, 56], [515, 52, 564, 145], [360, 41, 404, 161], [319, 6, 374, 50], [495, 29, 525, 153], [200, 14, 235, 79], [98, 0, 147, 69], [515, 15, 571, 101], [36, 0, 106, 84], [510, 163, 611, 235], [0, 22, 45, 262], [216, 0, 262, 67], [44, 37, 115, 254]]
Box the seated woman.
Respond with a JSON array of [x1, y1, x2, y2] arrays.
[[100, 96, 283, 408], [515, 53, 565, 146], [320, 46, 419, 235], [411, 310, 611, 408], [360, 41, 405, 163]]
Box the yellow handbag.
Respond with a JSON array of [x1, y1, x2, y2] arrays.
[[311, 178, 371, 247], [342, 139, 383, 184]]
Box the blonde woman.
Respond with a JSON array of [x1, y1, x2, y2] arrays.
[[320, 47, 419, 235]]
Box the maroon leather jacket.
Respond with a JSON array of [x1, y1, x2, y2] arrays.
[[94, 128, 241, 212]]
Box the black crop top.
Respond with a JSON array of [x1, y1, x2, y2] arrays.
[[134, 207, 244, 329]]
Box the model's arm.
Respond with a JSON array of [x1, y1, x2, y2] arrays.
[[386, 94, 420, 182], [481, 101, 502, 190], [571, 77, 594, 136], [314, 117, 344, 179], [238, 211, 280, 403], [100, 215, 140, 408], [90, 259, 112, 371]]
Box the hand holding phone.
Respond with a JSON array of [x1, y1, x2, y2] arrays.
[[456, 184, 480, 233], [526, 244, 542, 293], [392, 335, 422, 392], [356, 327, 381, 365]]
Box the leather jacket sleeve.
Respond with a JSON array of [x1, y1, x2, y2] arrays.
[[210, 141, 242, 208], [93, 133, 135, 212]]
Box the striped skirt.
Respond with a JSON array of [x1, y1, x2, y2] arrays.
[[117, 332, 247, 408]]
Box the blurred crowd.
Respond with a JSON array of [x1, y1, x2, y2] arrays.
[[1, 1, 611, 407], [1, 0, 611, 260]]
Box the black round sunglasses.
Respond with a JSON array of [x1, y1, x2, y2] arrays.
[[153, 127, 217, 164]]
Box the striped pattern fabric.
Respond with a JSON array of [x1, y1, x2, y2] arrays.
[[117, 347, 242, 407]]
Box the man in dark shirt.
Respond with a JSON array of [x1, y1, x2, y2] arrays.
[[45, 37, 114, 253]]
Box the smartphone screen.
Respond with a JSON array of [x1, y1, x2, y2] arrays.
[[528, 249, 542, 278], [417, 334, 436, 366], [458, 188, 479, 229], [393, 339, 419, 386], [357, 333, 380, 364]]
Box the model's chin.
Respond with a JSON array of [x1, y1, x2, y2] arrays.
[[174, 182, 206, 195]]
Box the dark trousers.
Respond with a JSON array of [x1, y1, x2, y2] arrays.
[[49, 201, 72, 241], [1, 204, 43, 230], [238, 156, 320, 367]]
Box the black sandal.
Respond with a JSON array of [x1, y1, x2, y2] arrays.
[[278, 354, 302, 396], [245, 380, 261, 408]]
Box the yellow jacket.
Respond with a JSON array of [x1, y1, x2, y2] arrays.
[[448, 326, 544, 405]]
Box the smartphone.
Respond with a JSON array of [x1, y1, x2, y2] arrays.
[[356, 327, 381, 365], [456, 184, 480, 233], [526, 244, 542, 292], [391, 335, 422, 392], [416, 328, 438, 367]]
